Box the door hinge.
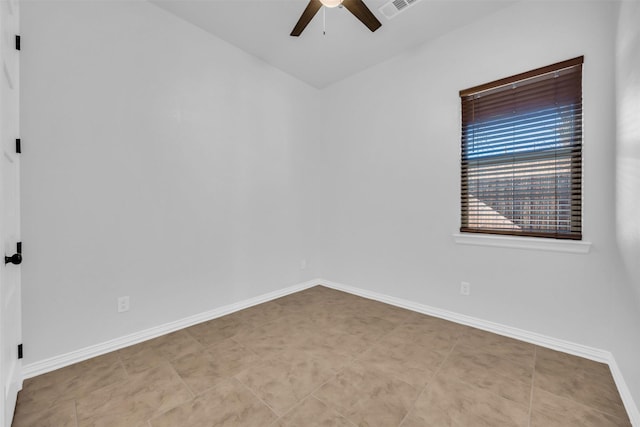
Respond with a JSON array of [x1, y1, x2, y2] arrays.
[[16, 138, 21, 154], [5, 242, 22, 265], [15, 35, 20, 51], [18, 344, 23, 359]]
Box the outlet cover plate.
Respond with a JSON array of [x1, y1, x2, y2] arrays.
[[460, 282, 471, 296], [117, 296, 130, 313]]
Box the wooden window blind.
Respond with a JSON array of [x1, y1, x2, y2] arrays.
[[460, 56, 583, 240]]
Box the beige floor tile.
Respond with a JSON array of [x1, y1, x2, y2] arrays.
[[438, 343, 533, 404], [289, 343, 354, 372], [75, 363, 192, 427], [231, 301, 288, 328], [275, 396, 354, 427], [11, 399, 77, 427], [149, 330, 204, 359], [321, 301, 366, 318], [389, 318, 464, 354], [356, 333, 444, 388], [314, 361, 419, 427], [531, 388, 631, 427], [292, 327, 370, 367], [351, 299, 422, 325], [457, 328, 535, 359], [236, 351, 337, 415], [118, 345, 169, 376], [277, 310, 330, 335], [78, 413, 152, 427], [401, 410, 457, 427], [15, 286, 632, 426], [536, 346, 613, 376], [170, 338, 260, 395], [404, 375, 529, 427], [149, 378, 277, 427], [272, 289, 326, 309], [117, 330, 204, 375], [185, 314, 247, 346], [330, 314, 398, 344], [322, 329, 370, 356], [204, 338, 261, 376], [402, 313, 469, 333], [170, 351, 226, 395], [232, 317, 310, 358], [17, 353, 126, 413], [534, 347, 627, 419]]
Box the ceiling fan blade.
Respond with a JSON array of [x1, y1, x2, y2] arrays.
[[342, 0, 382, 32], [290, 0, 323, 37]]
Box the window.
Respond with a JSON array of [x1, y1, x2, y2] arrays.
[[459, 56, 583, 240]]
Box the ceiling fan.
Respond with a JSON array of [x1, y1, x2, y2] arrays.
[[290, 0, 382, 37]]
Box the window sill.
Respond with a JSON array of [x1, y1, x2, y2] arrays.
[[452, 233, 592, 254]]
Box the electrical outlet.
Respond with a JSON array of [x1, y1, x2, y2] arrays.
[[460, 282, 470, 296], [300, 259, 307, 269], [117, 296, 130, 313]]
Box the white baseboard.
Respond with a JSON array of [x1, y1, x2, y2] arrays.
[[317, 278, 640, 426], [21, 279, 319, 379], [608, 355, 640, 426], [318, 279, 610, 361], [21, 277, 639, 426]]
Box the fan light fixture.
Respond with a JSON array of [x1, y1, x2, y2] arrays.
[[290, 0, 381, 37], [319, 0, 343, 8]]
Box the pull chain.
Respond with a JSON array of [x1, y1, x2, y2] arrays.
[[323, 7, 326, 35]]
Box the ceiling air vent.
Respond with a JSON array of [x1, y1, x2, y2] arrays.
[[379, 0, 422, 20]]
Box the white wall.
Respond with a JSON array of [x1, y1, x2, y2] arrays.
[[616, 0, 640, 306], [614, 0, 640, 411], [20, 0, 318, 364], [317, 0, 626, 363]]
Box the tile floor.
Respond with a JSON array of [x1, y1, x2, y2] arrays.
[[12, 286, 631, 426]]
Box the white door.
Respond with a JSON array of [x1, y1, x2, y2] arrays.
[[0, 0, 21, 425]]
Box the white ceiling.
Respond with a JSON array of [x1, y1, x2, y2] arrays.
[[150, 0, 517, 88]]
